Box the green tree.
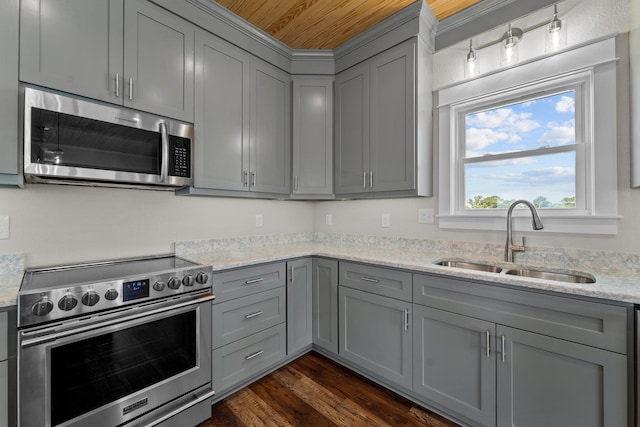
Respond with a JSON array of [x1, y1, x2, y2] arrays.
[[556, 196, 576, 208], [466, 195, 499, 209], [533, 196, 552, 208]]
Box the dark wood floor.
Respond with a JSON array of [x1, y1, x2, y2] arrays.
[[198, 352, 460, 427]]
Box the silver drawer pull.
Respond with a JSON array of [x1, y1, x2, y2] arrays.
[[486, 330, 491, 357], [245, 350, 264, 360], [360, 277, 380, 283], [501, 335, 506, 362], [244, 310, 263, 319], [244, 278, 264, 285]]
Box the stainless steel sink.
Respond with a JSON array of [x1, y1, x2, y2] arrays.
[[435, 260, 503, 273], [504, 268, 596, 284]]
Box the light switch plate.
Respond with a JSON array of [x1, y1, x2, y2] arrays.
[[325, 214, 332, 225], [381, 213, 390, 228], [0, 216, 8, 239], [255, 214, 263, 227], [418, 208, 434, 224]]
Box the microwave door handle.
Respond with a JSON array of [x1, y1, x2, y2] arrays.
[[159, 122, 169, 183]]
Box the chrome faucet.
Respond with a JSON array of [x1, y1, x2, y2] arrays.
[[504, 200, 544, 262]]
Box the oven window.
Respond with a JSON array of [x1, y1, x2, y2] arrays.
[[50, 310, 196, 426], [30, 107, 161, 174]]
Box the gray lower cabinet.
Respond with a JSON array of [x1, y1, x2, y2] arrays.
[[286, 259, 313, 354], [20, 0, 194, 122], [0, 0, 20, 186], [413, 305, 496, 427], [0, 311, 10, 427], [193, 30, 290, 195], [334, 37, 431, 197], [339, 286, 412, 389], [211, 262, 287, 397], [497, 325, 627, 427], [312, 258, 338, 355], [412, 272, 630, 427], [291, 76, 334, 198]]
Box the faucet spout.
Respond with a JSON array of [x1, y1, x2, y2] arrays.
[[505, 200, 544, 262]]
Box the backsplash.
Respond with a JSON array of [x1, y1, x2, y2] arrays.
[[176, 232, 640, 274]]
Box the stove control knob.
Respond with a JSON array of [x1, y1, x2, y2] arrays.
[[182, 274, 195, 287], [196, 272, 209, 284], [32, 297, 54, 316], [104, 288, 119, 301], [153, 281, 165, 292], [58, 294, 78, 311], [167, 276, 181, 290], [81, 290, 100, 307]]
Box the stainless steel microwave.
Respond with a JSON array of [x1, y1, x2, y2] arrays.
[[23, 87, 194, 189]]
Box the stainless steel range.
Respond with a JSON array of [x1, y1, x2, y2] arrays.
[[17, 255, 214, 427]]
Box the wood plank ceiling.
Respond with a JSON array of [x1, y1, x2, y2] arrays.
[[215, 0, 481, 49]]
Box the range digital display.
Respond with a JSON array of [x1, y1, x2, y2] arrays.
[[122, 279, 150, 302]]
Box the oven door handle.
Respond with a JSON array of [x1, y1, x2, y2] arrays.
[[159, 122, 169, 183], [143, 388, 215, 427], [21, 294, 215, 349]]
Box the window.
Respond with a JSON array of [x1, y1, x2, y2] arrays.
[[437, 36, 618, 234]]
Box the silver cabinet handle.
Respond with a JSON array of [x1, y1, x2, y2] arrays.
[[159, 122, 169, 182], [404, 309, 409, 331], [244, 278, 264, 285], [360, 277, 380, 283], [294, 175, 298, 191], [363, 172, 367, 189], [245, 349, 264, 360], [501, 335, 506, 362], [244, 311, 263, 319], [486, 330, 491, 357], [250, 171, 256, 187], [115, 73, 120, 97], [242, 171, 248, 187], [128, 77, 133, 100], [370, 171, 373, 188], [289, 267, 294, 283]]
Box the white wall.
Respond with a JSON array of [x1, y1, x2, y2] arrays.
[[314, 0, 640, 254], [0, 185, 314, 266]]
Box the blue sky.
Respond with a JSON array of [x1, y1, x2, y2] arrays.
[[464, 91, 576, 206]]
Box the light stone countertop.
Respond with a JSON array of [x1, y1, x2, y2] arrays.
[[179, 241, 640, 305], [0, 273, 21, 308]]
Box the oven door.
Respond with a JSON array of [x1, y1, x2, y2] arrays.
[[18, 295, 212, 427]]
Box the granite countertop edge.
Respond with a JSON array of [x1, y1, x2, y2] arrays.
[[179, 242, 640, 305]]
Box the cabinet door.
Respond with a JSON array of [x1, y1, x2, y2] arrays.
[[123, 0, 194, 122], [292, 77, 333, 196], [413, 305, 496, 427], [334, 62, 370, 194], [339, 286, 412, 389], [497, 325, 627, 427], [194, 31, 250, 191], [312, 258, 338, 354], [20, 0, 123, 104], [369, 40, 416, 192], [0, 0, 19, 183], [286, 259, 313, 354], [250, 61, 291, 194]]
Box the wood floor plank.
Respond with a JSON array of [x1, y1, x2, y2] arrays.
[[200, 352, 460, 427]]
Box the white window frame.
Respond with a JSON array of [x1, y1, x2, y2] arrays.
[[437, 36, 620, 234]]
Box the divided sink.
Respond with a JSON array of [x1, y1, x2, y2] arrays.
[[434, 260, 596, 284]]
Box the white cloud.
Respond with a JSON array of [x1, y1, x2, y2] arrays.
[[538, 125, 575, 146], [465, 127, 509, 151], [466, 108, 540, 133], [483, 167, 575, 185], [555, 96, 575, 113]]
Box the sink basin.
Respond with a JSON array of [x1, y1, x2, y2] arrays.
[[504, 268, 596, 284], [435, 260, 503, 273]]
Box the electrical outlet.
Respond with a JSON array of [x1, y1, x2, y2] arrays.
[[255, 214, 263, 227], [0, 216, 8, 239], [418, 208, 434, 224], [325, 214, 332, 225], [381, 213, 390, 228]]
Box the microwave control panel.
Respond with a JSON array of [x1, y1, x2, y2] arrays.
[[169, 136, 191, 178]]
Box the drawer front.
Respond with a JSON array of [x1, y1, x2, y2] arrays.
[[339, 261, 412, 301], [212, 324, 286, 393], [212, 262, 286, 303], [413, 273, 629, 353], [212, 287, 286, 349]]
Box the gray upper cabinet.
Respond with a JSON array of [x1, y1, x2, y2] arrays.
[[291, 76, 334, 198], [0, 0, 20, 185], [20, 0, 194, 122], [286, 258, 313, 354], [312, 258, 338, 355], [334, 38, 431, 197], [193, 31, 290, 195]]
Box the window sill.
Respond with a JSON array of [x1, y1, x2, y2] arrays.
[[437, 214, 621, 235]]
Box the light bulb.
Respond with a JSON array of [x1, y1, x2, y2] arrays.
[[464, 39, 480, 78]]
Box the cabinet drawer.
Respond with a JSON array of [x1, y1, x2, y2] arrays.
[[212, 288, 285, 349], [413, 273, 629, 353], [339, 261, 412, 302], [212, 262, 286, 303], [212, 324, 286, 393]]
